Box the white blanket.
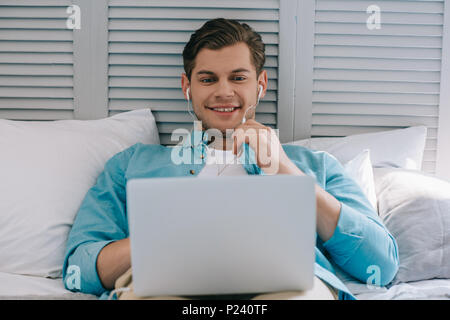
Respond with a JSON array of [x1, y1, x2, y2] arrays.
[[2, 270, 449, 300], [0, 272, 97, 300], [354, 279, 450, 300]]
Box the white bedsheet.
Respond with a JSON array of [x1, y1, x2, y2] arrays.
[[0, 272, 97, 300], [333, 261, 450, 300], [353, 279, 450, 300], [343, 277, 450, 300], [2, 270, 449, 300]]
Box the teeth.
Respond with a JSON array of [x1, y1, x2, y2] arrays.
[[213, 108, 236, 112]]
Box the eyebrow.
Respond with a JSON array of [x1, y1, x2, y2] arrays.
[[195, 68, 251, 76], [196, 70, 215, 76], [231, 68, 251, 73]]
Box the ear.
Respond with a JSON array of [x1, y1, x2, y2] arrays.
[[257, 70, 268, 99], [181, 73, 190, 100]]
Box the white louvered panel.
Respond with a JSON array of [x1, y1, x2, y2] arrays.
[[315, 23, 442, 37], [0, 75, 72, 87], [157, 125, 281, 145], [109, 19, 278, 32], [312, 114, 439, 127], [0, 5, 71, 18], [108, 8, 279, 21], [157, 124, 279, 145], [312, 0, 445, 174], [109, 30, 278, 45], [311, 125, 439, 137], [109, 42, 278, 56], [316, 10, 444, 25], [0, 18, 68, 29], [0, 64, 72, 76], [314, 80, 440, 94], [0, 1, 74, 120], [109, 54, 278, 67], [315, 57, 441, 71], [316, 34, 443, 48], [108, 1, 280, 145], [109, 77, 278, 90], [313, 103, 439, 116], [316, 0, 444, 13], [0, 29, 73, 41], [314, 69, 441, 82], [109, 109, 277, 145], [108, 110, 278, 124], [315, 46, 442, 59], [109, 99, 277, 113], [0, 52, 73, 64], [313, 91, 440, 105], [154, 122, 276, 135], [110, 109, 277, 125], [109, 65, 278, 78], [108, 0, 279, 9], [0, 41, 73, 53], [0, 98, 72, 109], [0, 108, 73, 120], [109, 88, 277, 102], [167, 110, 274, 124]]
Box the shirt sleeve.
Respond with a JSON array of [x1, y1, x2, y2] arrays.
[[320, 152, 399, 286], [62, 144, 137, 296]]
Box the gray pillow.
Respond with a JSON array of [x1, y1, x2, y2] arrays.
[[373, 168, 450, 285]]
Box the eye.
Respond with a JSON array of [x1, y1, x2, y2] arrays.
[[233, 76, 247, 81], [200, 78, 215, 83]]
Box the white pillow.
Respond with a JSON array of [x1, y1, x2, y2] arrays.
[[374, 167, 450, 285], [0, 109, 159, 278], [343, 149, 377, 212], [286, 126, 427, 171], [285, 143, 378, 211], [286, 137, 339, 152]]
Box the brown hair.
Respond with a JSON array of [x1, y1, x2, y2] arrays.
[[182, 18, 265, 80]]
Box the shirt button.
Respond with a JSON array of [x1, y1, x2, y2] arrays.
[[190, 169, 195, 175]]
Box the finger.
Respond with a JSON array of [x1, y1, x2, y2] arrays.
[[242, 118, 259, 126], [231, 129, 241, 151], [232, 128, 243, 155], [257, 129, 273, 166], [233, 128, 256, 156]]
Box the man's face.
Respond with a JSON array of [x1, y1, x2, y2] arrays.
[[182, 42, 267, 134]]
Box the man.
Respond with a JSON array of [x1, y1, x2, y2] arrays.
[[63, 18, 399, 300]]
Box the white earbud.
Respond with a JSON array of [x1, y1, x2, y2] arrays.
[[186, 87, 190, 101], [258, 84, 263, 100]]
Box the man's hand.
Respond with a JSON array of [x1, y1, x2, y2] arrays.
[[231, 119, 301, 175]]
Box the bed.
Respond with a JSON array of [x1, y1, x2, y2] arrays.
[[1, 109, 449, 300], [0, 272, 97, 300], [2, 273, 450, 300]]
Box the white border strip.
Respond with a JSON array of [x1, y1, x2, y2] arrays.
[[436, 0, 450, 181]]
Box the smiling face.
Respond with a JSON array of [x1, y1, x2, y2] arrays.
[[182, 42, 267, 134]]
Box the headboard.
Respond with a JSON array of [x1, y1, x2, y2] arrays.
[[1, 0, 449, 178]]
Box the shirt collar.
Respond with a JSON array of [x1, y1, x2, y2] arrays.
[[182, 128, 265, 175], [182, 128, 209, 149]]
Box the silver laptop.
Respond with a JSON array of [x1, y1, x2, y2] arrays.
[[126, 174, 316, 297]]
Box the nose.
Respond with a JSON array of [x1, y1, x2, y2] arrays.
[[214, 79, 234, 100]]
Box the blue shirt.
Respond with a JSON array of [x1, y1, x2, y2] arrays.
[[63, 130, 399, 300]]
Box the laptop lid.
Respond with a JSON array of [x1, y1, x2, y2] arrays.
[[127, 174, 316, 297]]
